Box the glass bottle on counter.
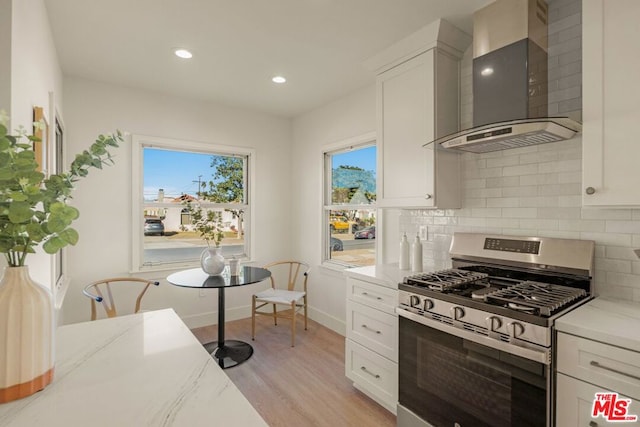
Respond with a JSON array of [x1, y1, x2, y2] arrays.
[[411, 233, 422, 272], [399, 233, 410, 270]]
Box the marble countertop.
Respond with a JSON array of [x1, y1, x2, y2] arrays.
[[0, 309, 267, 427], [343, 263, 411, 289], [555, 297, 640, 353]]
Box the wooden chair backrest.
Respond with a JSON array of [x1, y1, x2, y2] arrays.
[[263, 260, 310, 292], [82, 277, 160, 320]]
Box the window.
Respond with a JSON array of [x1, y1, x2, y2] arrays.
[[323, 134, 376, 267], [132, 135, 253, 271]]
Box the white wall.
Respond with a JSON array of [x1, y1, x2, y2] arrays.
[[60, 77, 292, 327], [5, 0, 63, 287], [291, 84, 376, 334], [0, 0, 11, 110]]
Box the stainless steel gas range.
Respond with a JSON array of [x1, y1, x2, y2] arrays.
[[396, 233, 595, 427]]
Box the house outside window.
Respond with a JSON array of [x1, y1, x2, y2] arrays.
[[131, 135, 253, 271], [323, 134, 376, 267]]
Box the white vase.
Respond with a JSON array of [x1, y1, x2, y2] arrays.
[[0, 266, 55, 403], [200, 247, 225, 276]]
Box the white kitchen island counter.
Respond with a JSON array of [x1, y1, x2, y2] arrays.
[[0, 309, 267, 427]]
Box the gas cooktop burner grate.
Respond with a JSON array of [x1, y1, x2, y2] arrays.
[[404, 269, 489, 291], [483, 281, 587, 316]]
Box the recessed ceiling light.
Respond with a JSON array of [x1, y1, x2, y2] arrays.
[[174, 49, 193, 59], [272, 76, 287, 84]]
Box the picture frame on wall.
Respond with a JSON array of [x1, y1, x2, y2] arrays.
[[32, 106, 49, 176]]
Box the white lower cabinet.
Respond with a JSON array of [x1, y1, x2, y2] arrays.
[[556, 332, 640, 426], [345, 276, 398, 414], [556, 374, 640, 426]]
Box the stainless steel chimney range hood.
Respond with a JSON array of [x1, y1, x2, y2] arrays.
[[435, 0, 581, 153]]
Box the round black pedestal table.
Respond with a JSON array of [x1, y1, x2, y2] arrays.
[[167, 266, 271, 369]]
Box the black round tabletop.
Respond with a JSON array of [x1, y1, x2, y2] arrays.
[[167, 266, 271, 289]]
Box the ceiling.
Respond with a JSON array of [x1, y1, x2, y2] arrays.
[[43, 0, 491, 118]]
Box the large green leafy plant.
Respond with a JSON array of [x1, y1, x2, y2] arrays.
[[0, 116, 123, 266]]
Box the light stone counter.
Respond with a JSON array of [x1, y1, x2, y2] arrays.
[[0, 309, 267, 427], [555, 297, 640, 352], [343, 263, 411, 289]]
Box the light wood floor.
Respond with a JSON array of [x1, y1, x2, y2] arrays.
[[191, 316, 396, 427]]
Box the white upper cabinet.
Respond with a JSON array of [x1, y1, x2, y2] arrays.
[[582, 0, 640, 207], [366, 20, 470, 209]]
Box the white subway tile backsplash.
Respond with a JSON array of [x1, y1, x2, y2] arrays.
[[503, 185, 537, 197], [486, 176, 520, 188], [486, 156, 520, 168], [471, 208, 502, 218], [501, 207, 538, 218], [558, 195, 582, 207], [559, 219, 605, 232], [486, 197, 519, 208], [519, 218, 560, 230], [606, 220, 640, 234], [558, 171, 581, 184], [537, 159, 581, 174], [520, 173, 559, 186], [605, 272, 640, 289], [595, 258, 632, 274], [582, 209, 633, 220], [503, 163, 539, 177], [606, 246, 640, 260], [580, 232, 632, 247]]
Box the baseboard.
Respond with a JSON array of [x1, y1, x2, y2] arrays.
[[308, 307, 346, 337]]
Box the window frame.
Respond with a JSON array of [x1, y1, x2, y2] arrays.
[[131, 134, 255, 273], [321, 132, 376, 268]]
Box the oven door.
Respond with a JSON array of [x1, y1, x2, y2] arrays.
[[397, 310, 551, 427]]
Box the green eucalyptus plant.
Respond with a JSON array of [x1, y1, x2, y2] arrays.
[[0, 114, 123, 266], [182, 201, 224, 248]]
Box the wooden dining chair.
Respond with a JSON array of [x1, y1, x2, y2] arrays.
[[251, 260, 310, 347], [82, 277, 160, 320]]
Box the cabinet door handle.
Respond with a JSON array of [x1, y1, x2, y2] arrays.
[[590, 361, 640, 382], [589, 421, 598, 427], [361, 292, 382, 300], [360, 366, 381, 379], [361, 324, 381, 334], [585, 186, 596, 195], [424, 194, 432, 199]]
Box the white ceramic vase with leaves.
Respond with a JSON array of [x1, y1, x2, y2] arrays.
[[0, 114, 123, 402]]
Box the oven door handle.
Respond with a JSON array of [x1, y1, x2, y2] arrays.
[[396, 307, 551, 365]]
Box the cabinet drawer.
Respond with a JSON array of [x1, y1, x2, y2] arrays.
[[347, 300, 398, 361], [557, 333, 640, 399], [345, 339, 397, 413], [556, 373, 640, 426], [347, 277, 397, 314]]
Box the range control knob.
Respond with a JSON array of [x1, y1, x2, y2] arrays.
[[507, 321, 525, 338], [450, 306, 465, 320], [423, 298, 434, 311], [409, 295, 421, 308]]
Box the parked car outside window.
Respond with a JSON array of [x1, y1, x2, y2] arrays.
[[144, 218, 165, 236], [354, 226, 375, 239]]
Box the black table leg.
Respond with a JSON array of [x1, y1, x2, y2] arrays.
[[203, 287, 253, 369]]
